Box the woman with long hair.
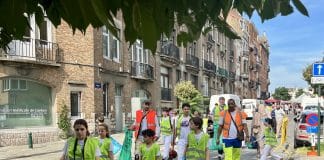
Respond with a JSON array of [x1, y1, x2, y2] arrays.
[[60, 119, 101, 160]]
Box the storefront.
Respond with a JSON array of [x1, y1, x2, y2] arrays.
[[0, 78, 52, 129]]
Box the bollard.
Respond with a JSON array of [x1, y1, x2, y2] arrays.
[[28, 132, 33, 149]]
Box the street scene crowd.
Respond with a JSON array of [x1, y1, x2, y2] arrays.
[[57, 97, 303, 160]]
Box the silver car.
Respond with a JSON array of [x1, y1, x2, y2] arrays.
[[294, 110, 324, 148]]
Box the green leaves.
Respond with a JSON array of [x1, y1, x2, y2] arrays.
[[0, 0, 309, 52], [292, 0, 309, 16]]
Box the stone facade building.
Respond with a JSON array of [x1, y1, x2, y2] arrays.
[[0, 10, 270, 146]]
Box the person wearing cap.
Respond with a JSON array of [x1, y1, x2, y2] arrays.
[[129, 99, 160, 158]]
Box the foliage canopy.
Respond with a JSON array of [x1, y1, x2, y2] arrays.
[[174, 81, 204, 113], [272, 87, 291, 101], [0, 0, 308, 52]]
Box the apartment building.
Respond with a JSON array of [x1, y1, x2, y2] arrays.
[[0, 10, 270, 146]]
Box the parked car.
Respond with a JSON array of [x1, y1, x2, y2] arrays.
[[294, 110, 324, 148], [303, 105, 324, 113]]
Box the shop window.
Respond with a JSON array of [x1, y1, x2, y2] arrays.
[[0, 78, 52, 129]]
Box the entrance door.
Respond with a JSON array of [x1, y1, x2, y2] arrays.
[[115, 85, 123, 132]]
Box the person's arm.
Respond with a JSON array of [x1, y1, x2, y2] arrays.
[[154, 115, 160, 139], [205, 147, 210, 160], [109, 142, 114, 160], [242, 113, 249, 142], [216, 116, 224, 144], [95, 146, 101, 160], [60, 141, 68, 160]]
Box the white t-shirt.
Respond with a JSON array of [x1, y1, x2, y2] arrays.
[[62, 139, 101, 159], [275, 109, 285, 120], [179, 116, 191, 140], [218, 111, 246, 139]]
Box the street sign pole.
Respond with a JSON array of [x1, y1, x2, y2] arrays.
[[318, 85, 321, 156]]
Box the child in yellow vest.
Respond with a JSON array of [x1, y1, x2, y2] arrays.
[[140, 129, 161, 160], [186, 117, 210, 160], [260, 118, 278, 160], [160, 108, 173, 160], [97, 123, 114, 160]]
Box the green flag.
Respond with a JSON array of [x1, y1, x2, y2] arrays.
[[118, 129, 133, 160]]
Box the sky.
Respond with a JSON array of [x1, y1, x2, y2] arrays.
[[249, 0, 324, 93]]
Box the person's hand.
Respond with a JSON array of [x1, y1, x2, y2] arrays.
[[245, 136, 250, 142], [216, 139, 220, 145], [128, 125, 135, 130], [154, 136, 159, 141]]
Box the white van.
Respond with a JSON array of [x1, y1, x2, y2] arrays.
[[242, 99, 264, 120], [209, 94, 241, 114]]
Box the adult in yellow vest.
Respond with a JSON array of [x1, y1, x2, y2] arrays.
[[212, 97, 228, 159], [175, 103, 192, 160], [216, 99, 249, 160], [186, 117, 210, 160], [97, 123, 114, 160], [60, 119, 101, 160]]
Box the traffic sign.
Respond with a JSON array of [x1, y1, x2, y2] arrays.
[[311, 77, 324, 84], [313, 63, 324, 77], [307, 126, 319, 133], [306, 113, 319, 126]]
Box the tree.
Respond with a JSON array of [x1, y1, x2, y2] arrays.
[[174, 81, 204, 114], [57, 104, 71, 139], [0, 0, 308, 52], [295, 88, 304, 98], [272, 87, 291, 101], [302, 62, 324, 95]]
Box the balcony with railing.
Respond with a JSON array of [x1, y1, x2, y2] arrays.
[[130, 61, 154, 80], [160, 42, 180, 63], [0, 38, 61, 65], [203, 60, 216, 73], [185, 54, 199, 69], [217, 67, 229, 78], [161, 88, 172, 101]]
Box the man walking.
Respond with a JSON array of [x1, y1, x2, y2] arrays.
[[129, 99, 160, 158], [216, 99, 249, 160]]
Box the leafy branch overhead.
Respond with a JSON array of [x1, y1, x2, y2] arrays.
[[0, 0, 308, 52]]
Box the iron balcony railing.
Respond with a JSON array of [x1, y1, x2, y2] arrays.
[[160, 42, 180, 60], [217, 67, 229, 78], [186, 54, 199, 68], [203, 60, 216, 72], [131, 61, 154, 80], [161, 88, 172, 101], [0, 38, 60, 64]]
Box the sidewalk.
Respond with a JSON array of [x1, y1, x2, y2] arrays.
[[0, 133, 126, 160]]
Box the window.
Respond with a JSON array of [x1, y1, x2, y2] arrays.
[[160, 67, 169, 88], [186, 42, 196, 55], [184, 72, 188, 81], [70, 92, 81, 117], [102, 27, 120, 62], [176, 70, 181, 83], [2, 79, 28, 91], [203, 77, 209, 96], [39, 20, 48, 42], [132, 40, 148, 63], [103, 83, 109, 117], [191, 75, 198, 89], [115, 85, 122, 96]]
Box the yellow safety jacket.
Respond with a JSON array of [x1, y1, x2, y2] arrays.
[[67, 137, 97, 160], [214, 104, 228, 123], [176, 114, 191, 135], [160, 117, 172, 135], [139, 143, 160, 160], [97, 137, 111, 160], [264, 127, 277, 146], [186, 132, 209, 160]]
